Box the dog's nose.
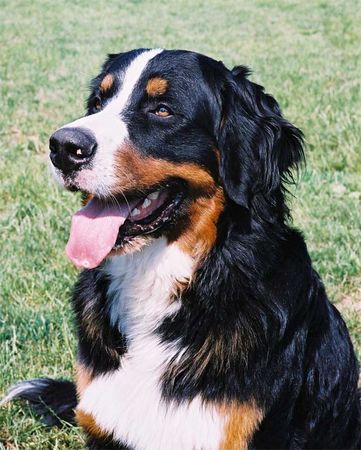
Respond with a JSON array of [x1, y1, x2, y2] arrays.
[[49, 127, 97, 173]]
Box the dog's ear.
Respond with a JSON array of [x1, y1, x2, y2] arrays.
[[101, 53, 124, 71], [217, 66, 304, 208]]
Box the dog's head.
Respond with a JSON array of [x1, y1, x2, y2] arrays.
[[49, 49, 303, 269]]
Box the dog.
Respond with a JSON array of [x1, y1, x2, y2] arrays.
[[2, 48, 360, 449]]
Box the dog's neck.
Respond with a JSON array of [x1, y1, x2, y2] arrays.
[[103, 237, 194, 340]]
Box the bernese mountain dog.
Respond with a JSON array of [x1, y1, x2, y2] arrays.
[[2, 48, 360, 449]]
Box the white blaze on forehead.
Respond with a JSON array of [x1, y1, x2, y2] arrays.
[[53, 48, 163, 196], [104, 48, 163, 115]]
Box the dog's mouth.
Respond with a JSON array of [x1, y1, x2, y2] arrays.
[[65, 181, 185, 269]]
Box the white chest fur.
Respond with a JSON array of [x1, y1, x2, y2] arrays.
[[77, 238, 225, 450]]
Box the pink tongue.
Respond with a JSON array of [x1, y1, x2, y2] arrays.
[[66, 197, 137, 269]]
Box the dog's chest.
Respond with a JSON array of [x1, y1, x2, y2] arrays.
[[77, 239, 225, 450]]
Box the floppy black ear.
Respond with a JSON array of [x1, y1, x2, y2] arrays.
[[101, 53, 125, 71], [218, 66, 304, 208]]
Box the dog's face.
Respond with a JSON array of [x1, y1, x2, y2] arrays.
[[49, 48, 303, 269]]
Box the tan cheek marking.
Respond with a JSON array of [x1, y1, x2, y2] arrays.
[[220, 402, 264, 450], [177, 187, 225, 260], [115, 146, 216, 196], [76, 409, 110, 440], [114, 146, 223, 261], [100, 73, 114, 93], [75, 363, 93, 397], [146, 77, 168, 96]]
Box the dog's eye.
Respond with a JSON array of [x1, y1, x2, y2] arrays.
[[94, 97, 102, 111], [153, 105, 172, 118]]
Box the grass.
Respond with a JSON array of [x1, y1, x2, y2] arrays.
[[0, 0, 360, 447]]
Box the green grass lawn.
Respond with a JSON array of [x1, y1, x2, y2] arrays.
[[0, 0, 360, 448]]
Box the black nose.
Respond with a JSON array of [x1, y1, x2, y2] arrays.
[[49, 127, 97, 174]]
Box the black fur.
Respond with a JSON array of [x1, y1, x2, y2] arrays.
[[218, 64, 304, 210], [6, 378, 77, 426], [86, 435, 132, 450], [73, 268, 127, 376]]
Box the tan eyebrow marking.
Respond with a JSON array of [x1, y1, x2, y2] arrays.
[[146, 77, 169, 96], [100, 73, 114, 93]]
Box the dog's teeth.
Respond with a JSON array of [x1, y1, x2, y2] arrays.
[[148, 191, 160, 200], [131, 208, 141, 217], [142, 198, 151, 208]]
